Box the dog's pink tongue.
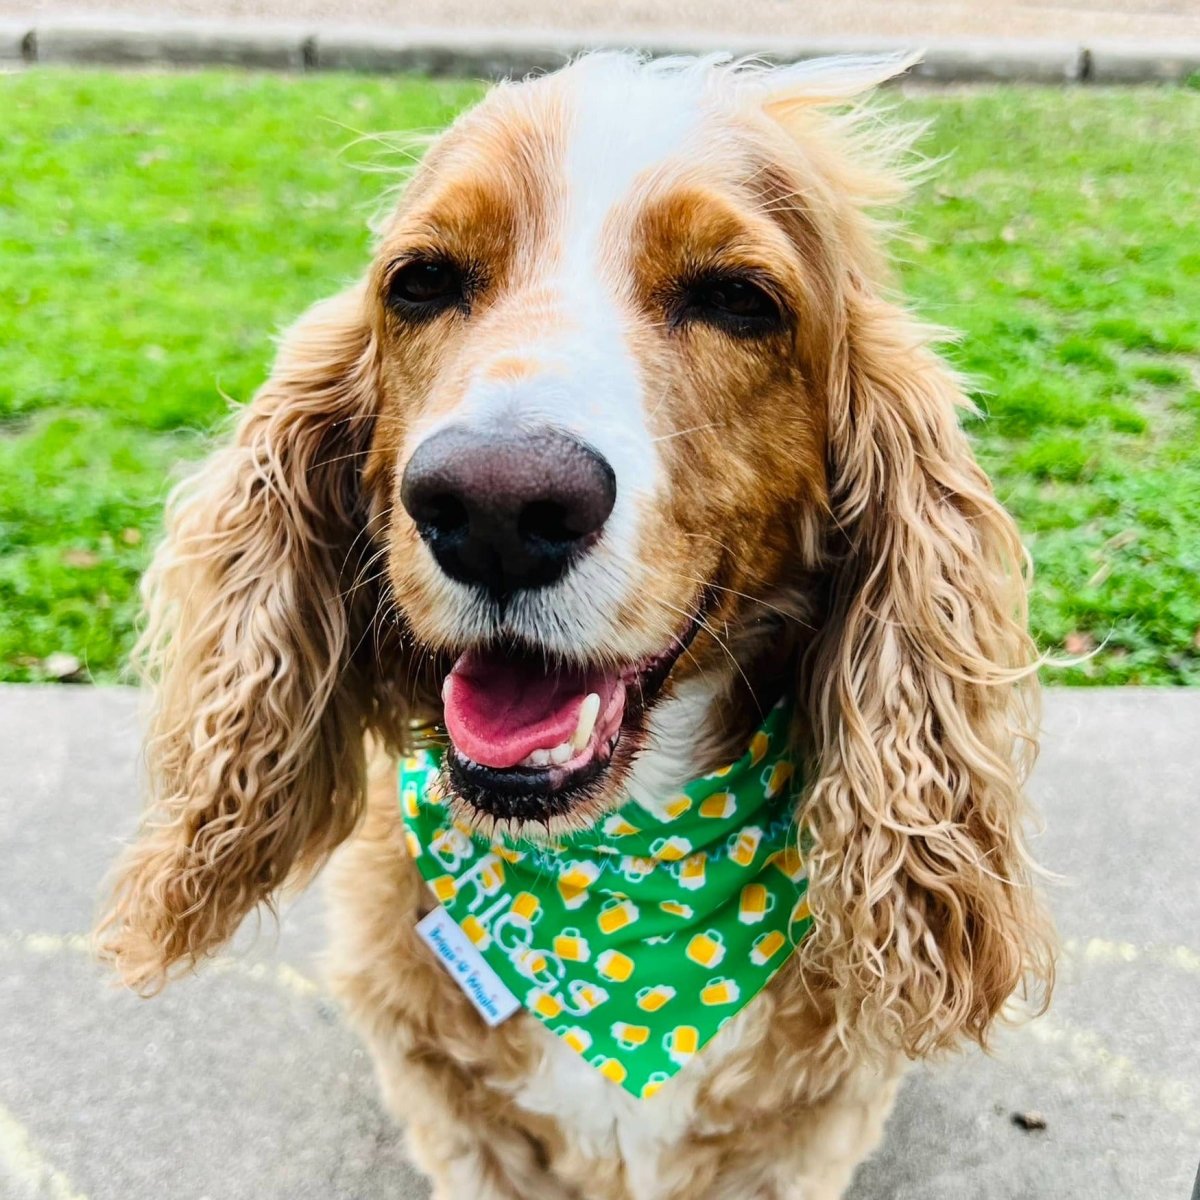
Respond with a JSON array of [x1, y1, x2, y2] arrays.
[[443, 649, 617, 770]]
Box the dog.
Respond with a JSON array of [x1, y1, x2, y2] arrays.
[[98, 52, 1054, 1199]]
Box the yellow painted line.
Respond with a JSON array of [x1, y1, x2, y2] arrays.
[[1063, 936, 1200, 976], [0, 1102, 89, 1200], [0, 931, 320, 994], [1024, 1014, 1200, 1132]]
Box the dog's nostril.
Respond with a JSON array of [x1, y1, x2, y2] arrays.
[[419, 492, 469, 538], [518, 499, 577, 547]]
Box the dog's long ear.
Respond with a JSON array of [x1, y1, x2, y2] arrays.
[[753, 54, 1054, 1055], [97, 286, 399, 994], [799, 285, 1055, 1054]]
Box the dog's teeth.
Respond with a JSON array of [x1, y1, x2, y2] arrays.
[[529, 748, 551, 767], [549, 741, 574, 765], [441, 678, 450, 702], [571, 692, 601, 751]]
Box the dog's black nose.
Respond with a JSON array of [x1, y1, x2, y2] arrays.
[[400, 425, 616, 597]]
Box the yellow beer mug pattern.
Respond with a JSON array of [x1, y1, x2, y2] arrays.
[[762, 759, 794, 800], [700, 977, 741, 1006], [511, 892, 542, 924], [748, 729, 770, 765], [611, 1021, 651, 1050], [737, 882, 776, 925], [557, 1025, 592, 1054], [727, 826, 763, 867], [677, 852, 707, 891], [430, 874, 457, 903], [663, 794, 692, 820], [558, 860, 600, 910], [568, 980, 609, 1013], [597, 896, 639, 934], [663, 1025, 699, 1066], [649, 835, 692, 862], [636, 985, 676, 1012], [686, 928, 726, 968], [596, 948, 635, 982], [658, 900, 693, 919], [527, 988, 564, 1019], [750, 929, 787, 966], [641, 1072, 671, 1099], [768, 845, 806, 883], [699, 791, 736, 820], [460, 914, 491, 949], [553, 927, 590, 962], [592, 1056, 627, 1085], [602, 813, 641, 838]]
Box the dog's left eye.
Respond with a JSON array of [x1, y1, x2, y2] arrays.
[[387, 259, 466, 317], [674, 274, 783, 336]]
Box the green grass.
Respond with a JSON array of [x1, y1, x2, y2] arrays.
[[1, 72, 1198, 685]]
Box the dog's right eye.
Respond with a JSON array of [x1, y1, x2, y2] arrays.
[[387, 259, 466, 318]]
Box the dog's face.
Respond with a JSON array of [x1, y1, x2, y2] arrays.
[[363, 58, 838, 827]]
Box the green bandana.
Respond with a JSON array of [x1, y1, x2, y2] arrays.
[[401, 700, 812, 1099]]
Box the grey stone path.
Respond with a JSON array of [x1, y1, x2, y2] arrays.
[[1, 685, 1198, 1199]]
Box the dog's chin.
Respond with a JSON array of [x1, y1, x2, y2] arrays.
[[433, 595, 708, 833]]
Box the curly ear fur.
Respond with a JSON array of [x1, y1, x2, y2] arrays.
[[97, 286, 399, 994], [798, 287, 1055, 1055]]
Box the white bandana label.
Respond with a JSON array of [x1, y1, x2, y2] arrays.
[[416, 905, 521, 1027]]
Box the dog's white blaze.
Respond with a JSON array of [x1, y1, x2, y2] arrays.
[[400, 58, 712, 657]]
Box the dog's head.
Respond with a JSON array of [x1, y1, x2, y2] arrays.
[[99, 54, 1052, 1052]]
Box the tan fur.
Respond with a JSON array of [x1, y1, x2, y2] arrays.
[[97, 54, 1053, 1197]]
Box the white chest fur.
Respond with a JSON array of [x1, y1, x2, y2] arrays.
[[506, 1004, 757, 1200]]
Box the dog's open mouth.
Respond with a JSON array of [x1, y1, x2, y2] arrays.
[[439, 601, 706, 822]]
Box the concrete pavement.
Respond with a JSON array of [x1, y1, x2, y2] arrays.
[[1, 686, 1198, 1199]]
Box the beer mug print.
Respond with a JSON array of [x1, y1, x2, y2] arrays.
[[748, 729, 770, 765], [663, 794, 692, 820], [750, 929, 787, 966], [513, 945, 550, 980], [602, 813, 640, 838], [727, 825, 763, 867], [430, 825, 473, 869], [641, 1071, 671, 1099], [658, 899, 693, 920], [768, 845, 806, 883], [597, 896, 639, 935], [401, 781, 421, 819], [636, 984, 676, 1012], [648, 835, 691, 862], [686, 928, 726, 967], [510, 891, 542, 925], [567, 979, 609, 1013], [619, 855, 655, 883], [737, 882, 776, 925], [699, 791, 736, 820], [557, 860, 600, 909], [663, 1025, 699, 1066], [556, 1025, 592, 1054], [403, 828, 422, 860], [527, 987, 564, 1019], [430, 873, 457, 903], [596, 948, 635, 982], [591, 1055, 627, 1085], [676, 852, 707, 891], [552, 927, 590, 962], [610, 1021, 651, 1050], [761, 758, 793, 800], [700, 977, 741, 1006], [460, 914, 491, 949]]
